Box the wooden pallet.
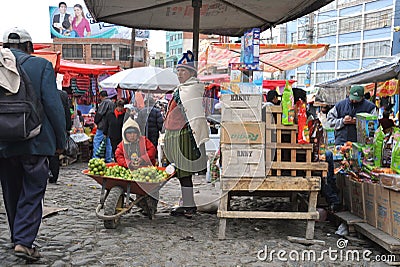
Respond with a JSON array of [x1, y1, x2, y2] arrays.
[[218, 176, 321, 241], [332, 211, 366, 233], [265, 106, 328, 177], [354, 223, 400, 259]]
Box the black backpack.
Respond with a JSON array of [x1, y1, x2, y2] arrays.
[[0, 53, 44, 141]]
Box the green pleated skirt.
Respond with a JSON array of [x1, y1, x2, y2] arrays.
[[164, 128, 207, 178]]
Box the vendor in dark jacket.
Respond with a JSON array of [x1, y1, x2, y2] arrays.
[[327, 85, 377, 146], [136, 97, 164, 149], [103, 99, 126, 157]]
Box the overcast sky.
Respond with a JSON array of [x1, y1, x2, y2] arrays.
[[0, 0, 166, 53]]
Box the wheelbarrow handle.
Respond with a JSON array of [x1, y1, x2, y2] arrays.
[[95, 195, 146, 220]]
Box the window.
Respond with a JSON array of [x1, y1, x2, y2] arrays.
[[298, 26, 307, 40], [363, 40, 391, 58], [134, 47, 144, 62], [291, 32, 297, 43], [178, 48, 182, 54], [119, 47, 130, 61], [62, 44, 83, 59], [317, 21, 337, 37], [338, 44, 360, 59], [296, 73, 306, 85], [315, 72, 335, 84], [339, 16, 361, 34], [91, 44, 112, 59], [318, 46, 336, 61], [364, 10, 392, 30]]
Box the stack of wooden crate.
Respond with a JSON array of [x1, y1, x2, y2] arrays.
[[265, 105, 327, 177], [217, 100, 328, 242]]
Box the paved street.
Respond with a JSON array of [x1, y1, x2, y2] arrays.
[[0, 162, 393, 266]]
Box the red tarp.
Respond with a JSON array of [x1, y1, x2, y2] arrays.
[[58, 59, 121, 75], [198, 43, 329, 74], [198, 73, 230, 83], [262, 79, 296, 90], [32, 45, 121, 75]]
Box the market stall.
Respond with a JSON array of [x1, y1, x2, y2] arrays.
[[315, 55, 400, 253], [316, 54, 400, 121]]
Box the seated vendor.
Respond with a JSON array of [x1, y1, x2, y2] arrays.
[[115, 118, 156, 170]]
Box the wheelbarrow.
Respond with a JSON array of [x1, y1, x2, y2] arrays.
[[82, 164, 174, 229]]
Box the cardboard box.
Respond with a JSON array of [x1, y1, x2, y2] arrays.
[[221, 144, 265, 177], [220, 122, 265, 144], [221, 107, 261, 122], [376, 184, 392, 235], [356, 113, 378, 145], [220, 93, 261, 122], [364, 182, 377, 227], [350, 179, 365, 219], [342, 174, 352, 211], [390, 190, 400, 239]]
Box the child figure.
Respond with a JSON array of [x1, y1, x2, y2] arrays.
[[115, 118, 156, 169]]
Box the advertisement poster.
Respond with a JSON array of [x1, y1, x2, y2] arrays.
[[49, 2, 149, 39], [243, 28, 260, 65]]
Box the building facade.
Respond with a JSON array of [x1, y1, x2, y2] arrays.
[[52, 37, 149, 69], [286, 0, 397, 87]]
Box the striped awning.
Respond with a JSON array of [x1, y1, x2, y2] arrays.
[[198, 43, 329, 74]]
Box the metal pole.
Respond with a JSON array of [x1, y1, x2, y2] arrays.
[[192, 0, 202, 65], [305, 13, 314, 87], [130, 28, 136, 68]]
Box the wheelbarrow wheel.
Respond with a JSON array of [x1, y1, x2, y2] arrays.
[[104, 186, 125, 229]]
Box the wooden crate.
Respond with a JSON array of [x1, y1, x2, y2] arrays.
[[221, 144, 265, 177], [220, 122, 265, 144], [264, 106, 327, 177], [265, 143, 327, 177]]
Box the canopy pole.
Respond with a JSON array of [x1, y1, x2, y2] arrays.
[[372, 82, 377, 104], [192, 0, 202, 65]]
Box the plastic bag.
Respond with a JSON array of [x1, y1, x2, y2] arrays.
[[65, 136, 79, 157], [373, 126, 384, 166], [281, 81, 294, 125], [95, 137, 106, 158]]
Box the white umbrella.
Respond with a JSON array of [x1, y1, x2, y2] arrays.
[[99, 66, 179, 91]]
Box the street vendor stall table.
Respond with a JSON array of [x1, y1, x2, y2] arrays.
[[217, 97, 328, 242]]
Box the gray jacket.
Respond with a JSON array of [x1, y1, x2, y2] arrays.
[[95, 98, 115, 131]]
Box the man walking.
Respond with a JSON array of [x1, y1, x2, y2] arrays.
[[0, 27, 66, 261], [93, 90, 115, 162]]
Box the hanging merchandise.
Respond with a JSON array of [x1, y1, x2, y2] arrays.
[[297, 100, 310, 144], [71, 78, 86, 95], [281, 80, 294, 125], [391, 131, 400, 173]]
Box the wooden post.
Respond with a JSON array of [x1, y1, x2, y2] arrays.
[[130, 28, 136, 68], [192, 0, 201, 65]]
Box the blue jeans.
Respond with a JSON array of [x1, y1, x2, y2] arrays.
[[0, 155, 48, 247], [92, 129, 113, 163], [322, 150, 340, 205]]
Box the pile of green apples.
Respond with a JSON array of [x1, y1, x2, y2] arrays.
[[104, 165, 133, 180], [87, 158, 107, 176], [131, 166, 169, 183]]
